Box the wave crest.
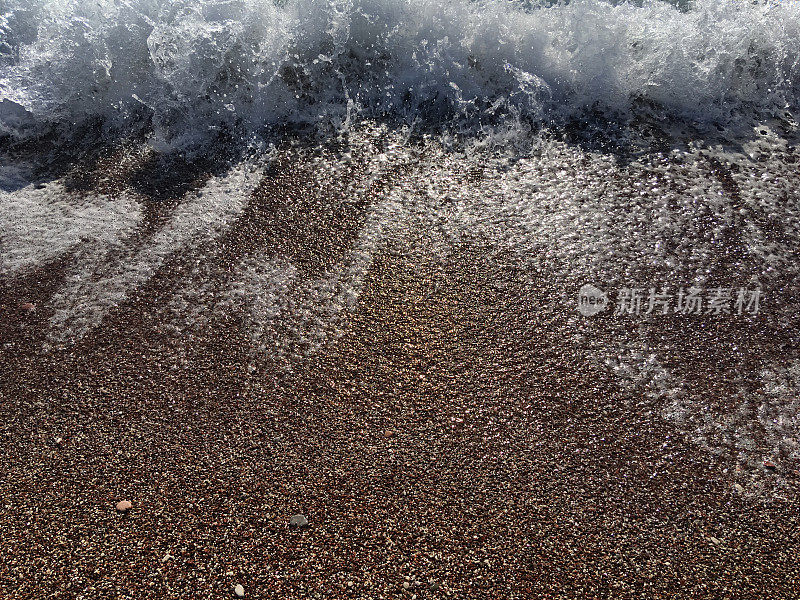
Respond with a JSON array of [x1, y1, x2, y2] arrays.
[[2, 0, 799, 148]]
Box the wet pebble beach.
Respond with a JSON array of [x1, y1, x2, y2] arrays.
[[1, 117, 799, 599]]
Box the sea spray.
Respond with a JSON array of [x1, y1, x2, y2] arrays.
[[1, 0, 799, 149]]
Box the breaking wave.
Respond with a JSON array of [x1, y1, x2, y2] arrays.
[[1, 0, 800, 148]]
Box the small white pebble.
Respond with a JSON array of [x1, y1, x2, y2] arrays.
[[234, 583, 245, 597]]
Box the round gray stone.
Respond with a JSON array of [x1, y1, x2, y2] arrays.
[[290, 514, 309, 528]]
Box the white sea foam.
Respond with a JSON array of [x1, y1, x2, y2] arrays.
[[2, 0, 800, 148], [227, 193, 407, 367], [45, 162, 263, 343], [160, 128, 415, 365], [0, 182, 143, 275], [335, 123, 797, 488]]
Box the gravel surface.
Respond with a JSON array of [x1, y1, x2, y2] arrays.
[[0, 120, 798, 599]]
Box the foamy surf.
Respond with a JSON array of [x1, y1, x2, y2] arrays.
[[0, 181, 143, 275], [44, 161, 264, 344], [2, 0, 800, 149]]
